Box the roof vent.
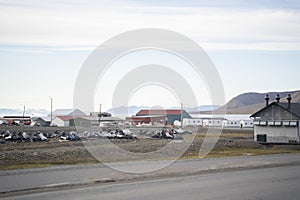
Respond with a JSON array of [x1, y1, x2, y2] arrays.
[[287, 94, 292, 109], [275, 94, 280, 102], [265, 94, 270, 106]]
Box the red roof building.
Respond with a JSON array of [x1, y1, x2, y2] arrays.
[[51, 116, 74, 127], [135, 109, 191, 125], [136, 109, 182, 115], [126, 115, 167, 126]]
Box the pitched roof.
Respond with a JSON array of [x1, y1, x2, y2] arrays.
[[277, 102, 300, 117], [137, 109, 183, 115], [52, 109, 87, 116], [73, 116, 124, 121], [250, 102, 300, 118], [32, 116, 51, 121], [55, 116, 74, 121]]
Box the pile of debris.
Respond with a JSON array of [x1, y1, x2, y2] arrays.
[[0, 129, 137, 143], [151, 129, 189, 139], [0, 130, 54, 143], [80, 129, 137, 140]]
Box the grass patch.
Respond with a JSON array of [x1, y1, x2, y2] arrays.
[[0, 163, 52, 170], [195, 132, 253, 139], [201, 147, 300, 158]]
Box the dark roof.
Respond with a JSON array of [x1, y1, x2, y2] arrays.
[[137, 109, 184, 115], [277, 102, 300, 117], [3, 116, 31, 119], [251, 102, 300, 118]]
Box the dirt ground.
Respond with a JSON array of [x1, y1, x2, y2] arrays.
[[1, 126, 300, 170]]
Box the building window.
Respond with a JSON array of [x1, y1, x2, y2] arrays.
[[259, 121, 267, 126], [290, 121, 298, 126]]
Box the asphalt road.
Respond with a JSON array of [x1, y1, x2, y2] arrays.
[[1, 153, 300, 195], [5, 165, 300, 200]]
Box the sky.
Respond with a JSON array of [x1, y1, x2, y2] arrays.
[[1, 0, 300, 112]]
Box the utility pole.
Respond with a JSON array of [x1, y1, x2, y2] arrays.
[[50, 97, 53, 124], [98, 104, 102, 124], [22, 105, 25, 119], [181, 103, 183, 128]]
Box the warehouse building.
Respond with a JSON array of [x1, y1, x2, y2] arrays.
[[126, 115, 167, 126], [70, 116, 100, 127], [70, 116, 124, 127], [251, 94, 300, 143], [52, 109, 87, 117], [135, 109, 191, 125]]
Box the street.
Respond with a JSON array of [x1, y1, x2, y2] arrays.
[[1, 153, 300, 194], [4, 165, 300, 200]]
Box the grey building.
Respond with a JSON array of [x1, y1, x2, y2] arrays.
[[52, 109, 87, 117], [31, 117, 51, 126], [250, 94, 300, 143], [70, 116, 124, 127], [70, 116, 100, 127]]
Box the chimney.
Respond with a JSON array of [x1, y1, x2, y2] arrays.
[[265, 94, 270, 106], [287, 94, 292, 109], [275, 94, 280, 102]]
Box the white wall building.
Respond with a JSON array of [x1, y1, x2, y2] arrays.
[[183, 117, 253, 128], [182, 118, 202, 127], [51, 116, 73, 127], [202, 118, 226, 127], [224, 120, 253, 128], [251, 95, 300, 143]]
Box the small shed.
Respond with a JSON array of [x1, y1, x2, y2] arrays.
[[31, 117, 51, 126]]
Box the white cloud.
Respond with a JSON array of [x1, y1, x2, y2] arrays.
[[0, 1, 300, 51]]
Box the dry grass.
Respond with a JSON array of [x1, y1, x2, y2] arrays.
[[1, 131, 300, 170], [207, 147, 300, 158]]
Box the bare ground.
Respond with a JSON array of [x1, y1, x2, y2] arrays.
[[1, 126, 300, 170]]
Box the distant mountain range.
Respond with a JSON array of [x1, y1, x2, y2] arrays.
[[108, 90, 300, 116], [107, 105, 220, 117], [0, 108, 49, 117], [1, 90, 299, 117], [107, 90, 300, 116], [0, 105, 219, 118], [212, 90, 300, 114]]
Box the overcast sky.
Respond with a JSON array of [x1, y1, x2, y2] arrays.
[[1, 0, 300, 111]]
